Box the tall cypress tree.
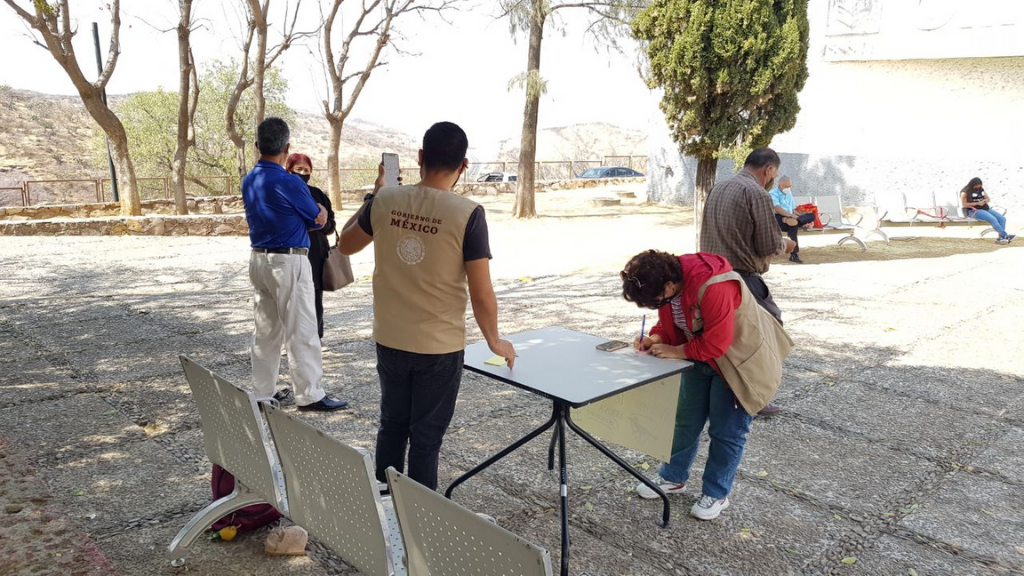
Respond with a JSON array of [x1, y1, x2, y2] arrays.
[[633, 0, 810, 246]]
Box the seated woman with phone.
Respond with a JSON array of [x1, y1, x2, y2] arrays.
[[961, 177, 1014, 244], [619, 250, 750, 521]]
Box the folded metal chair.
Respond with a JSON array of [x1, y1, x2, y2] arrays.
[[386, 467, 553, 576]]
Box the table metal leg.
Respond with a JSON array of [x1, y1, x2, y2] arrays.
[[547, 425, 559, 471], [565, 409, 671, 528], [445, 403, 559, 499], [556, 404, 570, 576]]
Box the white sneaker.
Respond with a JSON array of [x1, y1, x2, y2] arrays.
[[690, 494, 729, 520], [635, 479, 686, 500]]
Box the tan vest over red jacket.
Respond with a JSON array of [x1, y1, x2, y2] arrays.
[[370, 185, 479, 354]]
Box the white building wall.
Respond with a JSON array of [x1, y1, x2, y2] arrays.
[[647, 0, 1024, 216]]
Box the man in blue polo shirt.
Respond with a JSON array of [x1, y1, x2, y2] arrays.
[[770, 176, 816, 264], [242, 117, 347, 411]]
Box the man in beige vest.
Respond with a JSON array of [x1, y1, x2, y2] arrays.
[[339, 121, 515, 490]]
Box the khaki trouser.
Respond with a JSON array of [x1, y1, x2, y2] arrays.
[[249, 251, 326, 406]]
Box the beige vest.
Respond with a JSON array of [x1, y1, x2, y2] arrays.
[[370, 185, 479, 354], [696, 272, 795, 415]]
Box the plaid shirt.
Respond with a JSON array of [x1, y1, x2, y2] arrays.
[[699, 170, 783, 274]]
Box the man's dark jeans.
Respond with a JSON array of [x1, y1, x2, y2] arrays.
[[735, 270, 783, 326], [775, 212, 817, 254], [374, 343, 463, 491]]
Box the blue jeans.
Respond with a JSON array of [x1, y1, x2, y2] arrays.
[[969, 208, 1008, 237], [659, 361, 754, 499]]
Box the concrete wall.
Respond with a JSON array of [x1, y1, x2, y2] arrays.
[[646, 0, 1024, 217]]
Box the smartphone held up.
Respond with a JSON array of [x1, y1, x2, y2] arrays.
[[382, 153, 400, 188]]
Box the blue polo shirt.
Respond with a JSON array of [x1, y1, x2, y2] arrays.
[[242, 160, 322, 248], [769, 186, 796, 213]]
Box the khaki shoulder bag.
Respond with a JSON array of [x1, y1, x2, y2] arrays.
[[695, 272, 794, 415], [322, 213, 359, 292]]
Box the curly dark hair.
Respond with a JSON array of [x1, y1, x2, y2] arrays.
[[620, 250, 682, 309]]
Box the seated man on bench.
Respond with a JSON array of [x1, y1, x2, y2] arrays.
[[770, 176, 816, 263]]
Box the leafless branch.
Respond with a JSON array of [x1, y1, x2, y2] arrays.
[[94, 0, 122, 90]]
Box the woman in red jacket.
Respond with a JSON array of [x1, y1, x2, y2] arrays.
[[620, 249, 750, 521]]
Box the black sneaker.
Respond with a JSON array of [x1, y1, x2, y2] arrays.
[[272, 387, 294, 406], [1006, 234, 1016, 243], [789, 253, 804, 264]]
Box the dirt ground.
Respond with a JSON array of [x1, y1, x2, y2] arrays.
[[791, 236, 1023, 265], [2, 184, 1023, 576]]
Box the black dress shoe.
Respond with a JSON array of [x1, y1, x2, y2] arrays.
[[297, 396, 349, 411], [272, 387, 294, 406], [789, 253, 804, 264]]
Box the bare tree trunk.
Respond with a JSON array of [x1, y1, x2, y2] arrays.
[[512, 4, 545, 219], [172, 0, 196, 215], [694, 155, 718, 251], [83, 95, 140, 215], [227, 0, 304, 183], [3, 0, 142, 216], [322, 0, 408, 209], [326, 118, 344, 209], [252, 21, 268, 124]]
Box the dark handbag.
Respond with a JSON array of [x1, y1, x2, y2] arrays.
[[210, 464, 281, 533], [322, 230, 355, 291]]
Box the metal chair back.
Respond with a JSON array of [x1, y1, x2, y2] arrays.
[[264, 406, 397, 576], [386, 468, 553, 576], [179, 356, 285, 511], [814, 194, 849, 228]]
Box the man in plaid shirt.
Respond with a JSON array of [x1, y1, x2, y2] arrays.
[[700, 147, 795, 416]]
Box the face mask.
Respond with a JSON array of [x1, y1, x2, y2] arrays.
[[764, 178, 775, 191], [781, 187, 791, 194], [296, 173, 311, 184]]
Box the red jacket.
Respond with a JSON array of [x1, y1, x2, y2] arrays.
[[648, 253, 741, 366]]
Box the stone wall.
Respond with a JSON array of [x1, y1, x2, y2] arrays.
[[0, 215, 249, 237], [1, 177, 646, 229], [454, 176, 644, 196], [0, 196, 247, 221]]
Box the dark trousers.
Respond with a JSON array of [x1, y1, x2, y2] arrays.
[[736, 270, 783, 326], [308, 255, 326, 339], [775, 212, 816, 254], [375, 344, 463, 490]]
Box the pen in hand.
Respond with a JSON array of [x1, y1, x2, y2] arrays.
[[638, 314, 647, 353]]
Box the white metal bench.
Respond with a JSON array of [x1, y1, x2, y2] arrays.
[[170, 356, 405, 573], [806, 194, 866, 250], [869, 192, 1005, 243], [172, 357, 549, 576], [386, 468, 553, 576]]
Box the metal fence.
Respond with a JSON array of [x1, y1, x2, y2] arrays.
[[2, 155, 647, 208]]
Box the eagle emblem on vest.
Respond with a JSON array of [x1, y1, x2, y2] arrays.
[[397, 235, 425, 265]]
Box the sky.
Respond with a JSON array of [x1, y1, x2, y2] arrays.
[[0, 1, 660, 156]]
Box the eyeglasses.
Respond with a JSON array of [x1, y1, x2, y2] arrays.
[[620, 271, 642, 289]]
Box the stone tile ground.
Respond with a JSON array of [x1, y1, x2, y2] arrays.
[[1, 192, 1022, 575]]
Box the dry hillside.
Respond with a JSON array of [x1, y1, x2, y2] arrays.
[[0, 88, 648, 194], [0, 88, 419, 183], [494, 122, 647, 162]]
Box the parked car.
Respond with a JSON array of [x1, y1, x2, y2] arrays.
[[577, 166, 644, 179], [477, 172, 518, 183]]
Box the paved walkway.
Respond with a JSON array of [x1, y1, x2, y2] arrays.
[[2, 192, 1023, 575]]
